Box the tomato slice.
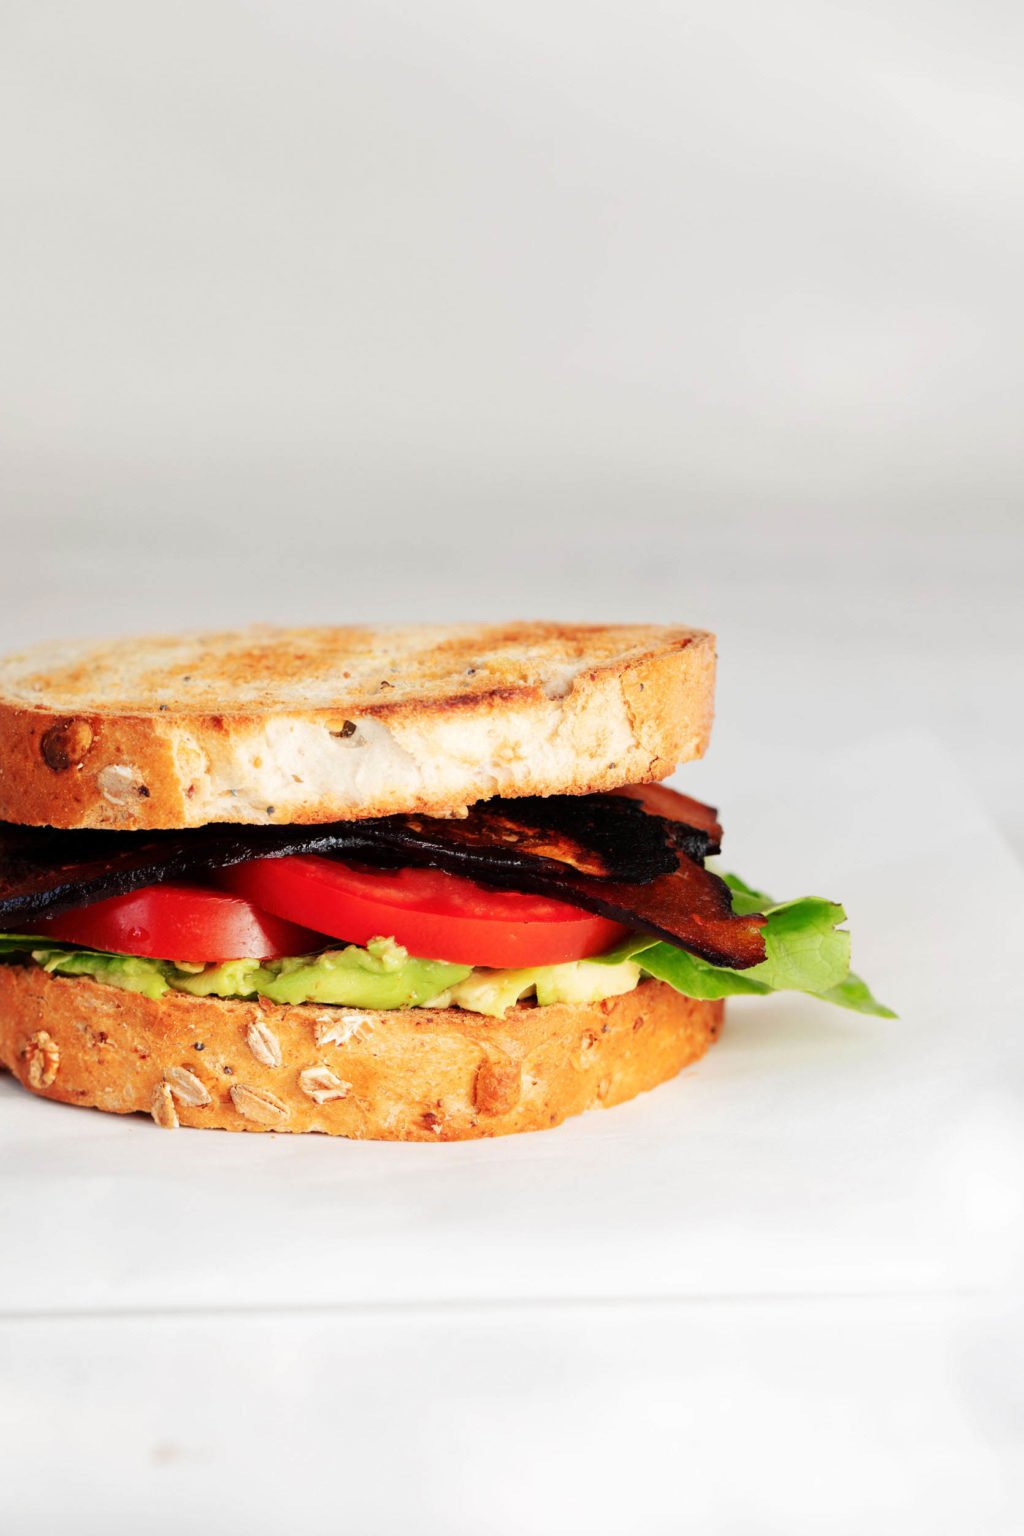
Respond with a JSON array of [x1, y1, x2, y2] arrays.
[[35, 883, 325, 963], [216, 856, 630, 968]]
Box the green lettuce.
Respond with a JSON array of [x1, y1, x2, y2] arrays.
[[596, 871, 894, 1017]]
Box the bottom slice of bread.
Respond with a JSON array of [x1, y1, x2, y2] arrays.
[[0, 966, 722, 1139]]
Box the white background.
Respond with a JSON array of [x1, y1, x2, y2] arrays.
[[1, 3, 1022, 1532]]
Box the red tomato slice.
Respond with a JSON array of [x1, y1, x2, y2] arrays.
[[216, 857, 629, 968], [35, 883, 324, 963]]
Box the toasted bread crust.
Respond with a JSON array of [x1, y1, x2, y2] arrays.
[[0, 967, 721, 1139], [0, 624, 715, 828]]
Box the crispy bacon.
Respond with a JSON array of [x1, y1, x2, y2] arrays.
[[389, 791, 710, 880], [371, 799, 764, 968], [612, 782, 723, 845], [0, 788, 767, 969]]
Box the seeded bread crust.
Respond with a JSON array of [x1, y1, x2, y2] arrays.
[[0, 967, 722, 1140], [0, 623, 716, 829]]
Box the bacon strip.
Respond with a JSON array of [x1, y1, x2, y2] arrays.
[[0, 788, 766, 969], [612, 782, 723, 845], [371, 801, 764, 968]]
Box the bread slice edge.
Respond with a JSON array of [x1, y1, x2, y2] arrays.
[[0, 967, 722, 1140], [0, 626, 715, 828]]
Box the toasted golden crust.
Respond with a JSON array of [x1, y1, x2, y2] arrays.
[[0, 967, 722, 1139], [0, 623, 716, 828]]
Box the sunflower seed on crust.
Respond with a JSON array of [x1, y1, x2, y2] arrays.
[[298, 1064, 351, 1104], [314, 1011, 372, 1047], [246, 1017, 282, 1068], [22, 1029, 60, 1090], [164, 1065, 211, 1107], [230, 1083, 289, 1125], [151, 1082, 179, 1129]]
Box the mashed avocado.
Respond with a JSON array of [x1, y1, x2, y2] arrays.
[[0, 933, 640, 1017], [442, 956, 642, 1015], [174, 936, 471, 1009]]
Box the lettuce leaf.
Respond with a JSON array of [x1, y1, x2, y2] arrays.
[[596, 871, 894, 1017]]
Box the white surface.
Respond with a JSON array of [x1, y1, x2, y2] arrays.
[[3, 1298, 1021, 1536], [2, 735, 1022, 1315], [1, 735, 1022, 1531]]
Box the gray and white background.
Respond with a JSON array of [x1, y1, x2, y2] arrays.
[[1, 6, 1023, 1533], [2, 0, 1021, 844]]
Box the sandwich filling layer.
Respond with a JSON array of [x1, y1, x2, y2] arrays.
[[0, 786, 892, 1020], [0, 872, 891, 1019]]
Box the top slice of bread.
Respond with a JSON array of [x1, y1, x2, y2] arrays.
[[0, 623, 716, 829]]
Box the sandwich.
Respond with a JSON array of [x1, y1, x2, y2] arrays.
[[0, 623, 890, 1139]]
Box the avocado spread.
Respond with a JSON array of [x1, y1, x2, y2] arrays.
[[0, 933, 642, 1018]]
